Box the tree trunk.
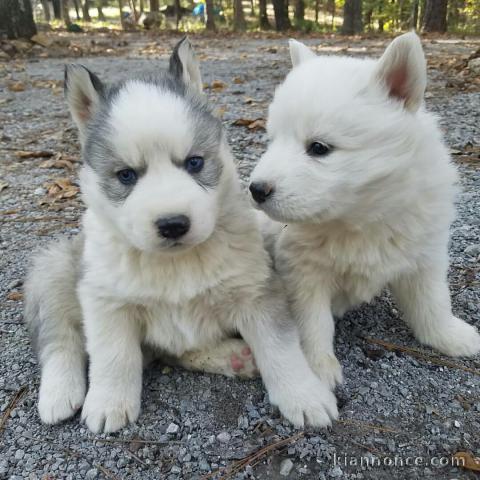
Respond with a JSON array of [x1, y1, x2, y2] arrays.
[[272, 0, 290, 30], [294, 0, 304, 21], [149, 0, 159, 11], [174, 0, 180, 28], [250, 0, 254, 15], [205, 0, 216, 30], [139, 0, 144, 13], [422, 0, 448, 32], [72, 0, 81, 19], [61, 0, 72, 25], [83, 0, 91, 20], [341, 0, 362, 34], [258, 0, 270, 28], [314, 0, 319, 23], [40, 0, 51, 21], [233, 0, 246, 31], [0, 0, 37, 38], [97, 0, 106, 20], [410, 0, 419, 29], [52, 0, 62, 18]]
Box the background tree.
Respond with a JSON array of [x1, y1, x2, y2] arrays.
[[258, 0, 270, 28], [83, 0, 92, 20], [97, 0, 107, 20], [272, 0, 291, 30], [0, 0, 37, 38], [423, 0, 448, 32], [294, 0, 305, 21], [150, 0, 159, 11], [342, 0, 363, 34], [233, 0, 246, 30], [205, 0, 217, 30], [61, 0, 72, 25]]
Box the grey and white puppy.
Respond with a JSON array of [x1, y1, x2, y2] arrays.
[[24, 38, 338, 433]]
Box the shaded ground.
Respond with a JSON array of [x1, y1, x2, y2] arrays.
[[1, 32, 480, 480]]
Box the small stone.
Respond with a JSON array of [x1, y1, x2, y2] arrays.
[[454, 420, 461, 428], [464, 244, 480, 256], [216, 431, 231, 443], [468, 57, 480, 74], [14, 450, 25, 460], [85, 468, 98, 479], [170, 465, 181, 474], [34, 187, 45, 195], [329, 465, 343, 478], [166, 423, 179, 434], [279, 458, 294, 476]]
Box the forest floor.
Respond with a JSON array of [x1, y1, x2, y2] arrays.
[[1, 31, 480, 480]]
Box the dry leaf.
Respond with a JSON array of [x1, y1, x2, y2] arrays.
[[0, 181, 8, 193], [39, 154, 75, 171], [232, 118, 266, 131], [210, 80, 226, 91], [7, 292, 23, 301], [215, 106, 227, 119], [8, 82, 26, 92], [44, 177, 80, 200], [453, 452, 480, 472], [31, 33, 53, 48], [15, 150, 54, 159], [233, 77, 244, 84]]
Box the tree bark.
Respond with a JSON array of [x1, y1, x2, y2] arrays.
[[272, 0, 290, 30], [294, 0, 304, 21], [72, 0, 81, 19], [258, 0, 270, 28], [341, 0, 363, 34], [174, 0, 180, 28], [52, 0, 62, 18], [0, 0, 37, 38], [61, 0, 72, 25], [97, 0, 106, 20], [410, 0, 419, 29], [205, 0, 216, 30], [422, 0, 448, 32], [83, 0, 92, 20], [233, 0, 246, 31], [149, 0, 159, 11], [40, 0, 51, 21]]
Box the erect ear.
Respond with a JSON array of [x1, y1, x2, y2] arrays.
[[169, 36, 203, 95], [289, 39, 316, 68], [371, 32, 427, 112], [64, 64, 105, 143]]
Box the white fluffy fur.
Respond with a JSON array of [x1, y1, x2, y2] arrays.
[[250, 33, 480, 387], [25, 41, 338, 433]]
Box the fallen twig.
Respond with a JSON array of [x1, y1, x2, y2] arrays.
[[0, 385, 28, 434], [202, 432, 304, 480], [64, 448, 122, 480], [364, 337, 480, 376]]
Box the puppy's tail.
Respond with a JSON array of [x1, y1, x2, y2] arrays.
[[24, 235, 87, 424]]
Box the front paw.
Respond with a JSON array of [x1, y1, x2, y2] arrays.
[[307, 352, 343, 389], [417, 316, 480, 357], [81, 387, 141, 433], [268, 374, 338, 428]]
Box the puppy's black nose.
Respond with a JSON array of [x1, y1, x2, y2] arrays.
[[156, 215, 190, 239], [249, 182, 274, 204]]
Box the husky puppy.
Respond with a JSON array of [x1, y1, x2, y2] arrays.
[[24, 38, 337, 433], [249, 33, 480, 388]]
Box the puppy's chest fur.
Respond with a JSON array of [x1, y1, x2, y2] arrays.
[[277, 222, 418, 316], [80, 210, 270, 355]]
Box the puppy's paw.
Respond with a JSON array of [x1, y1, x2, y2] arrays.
[[307, 352, 343, 389], [81, 387, 140, 434], [268, 374, 338, 428], [229, 345, 259, 379], [418, 316, 480, 357], [38, 369, 86, 424]]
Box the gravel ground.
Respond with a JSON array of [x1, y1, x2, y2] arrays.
[[1, 33, 479, 480]]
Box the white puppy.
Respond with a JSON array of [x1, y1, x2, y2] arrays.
[[249, 32, 480, 388], [24, 38, 337, 433]]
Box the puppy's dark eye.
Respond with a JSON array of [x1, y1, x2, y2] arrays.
[[307, 141, 331, 157], [185, 156, 204, 174], [117, 168, 137, 185]]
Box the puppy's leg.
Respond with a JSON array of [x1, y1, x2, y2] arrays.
[[177, 338, 258, 378], [391, 262, 480, 357], [24, 237, 87, 424], [292, 291, 343, 389], [80, 293, 143, 434], [234, 286, 338, 428]]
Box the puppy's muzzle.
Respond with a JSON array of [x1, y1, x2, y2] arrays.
[[249, 182, 274, 204], [155, 215, 190, 239]]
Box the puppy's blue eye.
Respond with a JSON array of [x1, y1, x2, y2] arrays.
[[185, 156, 204, 174], [117, 168, 137, 185], [307, 142, 331, 157]]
